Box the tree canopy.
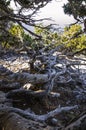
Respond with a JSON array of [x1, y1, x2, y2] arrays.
[[0, 0, 52, 38], [0, 1, 86, 130], [63, 0, 86, 31]]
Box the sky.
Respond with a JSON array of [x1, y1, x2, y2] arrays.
[[11, 0, 76, 29], [36, 0, 76, 27]]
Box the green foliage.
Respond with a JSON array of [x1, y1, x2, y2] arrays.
[[9, 24, 24, 40], [63, 3, 72, 16], [23, 33, 36, 49], [34, 24, 86, 54], [35, 25, 61, 49], [63, 0, 86, 19], [61, 24, 86, 53], [1, 22, 86, 56], [8, 24, 39, 49], [1, 24, 25, 48]]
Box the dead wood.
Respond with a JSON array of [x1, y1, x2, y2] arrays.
[[6, 89, 47, 99], [0, 91, 12, 107], [0, 82, 21, 92], [0, 111, 53, 130], [0, 105, 78, 122], [6, 72, 49, 84], [64, 113, 86, 130], [71, 48, 86, 56], [0, 49, 86, 130]]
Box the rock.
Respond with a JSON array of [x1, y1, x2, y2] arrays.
[[50, 118, 58, 126]]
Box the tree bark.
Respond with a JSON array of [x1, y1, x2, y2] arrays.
[[0, 112, 52, 130]]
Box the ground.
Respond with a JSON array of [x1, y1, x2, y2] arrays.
[[0, 51, 86, 130]]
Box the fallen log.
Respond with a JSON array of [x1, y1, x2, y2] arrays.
[[6, 89, 47, 99], [0, 112, 53, 130], [0, 105, 78, 122], [0, 82, 21, 92], [0, 65, 49, 84], [7, 72, 49, 84]]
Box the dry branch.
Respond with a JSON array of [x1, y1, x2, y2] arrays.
[[0, 112, 51, 130], [46, 67, 67, 94], [7, 72, 49, 84], [6, 89, 47, 99], [64, 114, 86, 130], [0, 82, 21, 91], [0, 105, 78, 122]]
